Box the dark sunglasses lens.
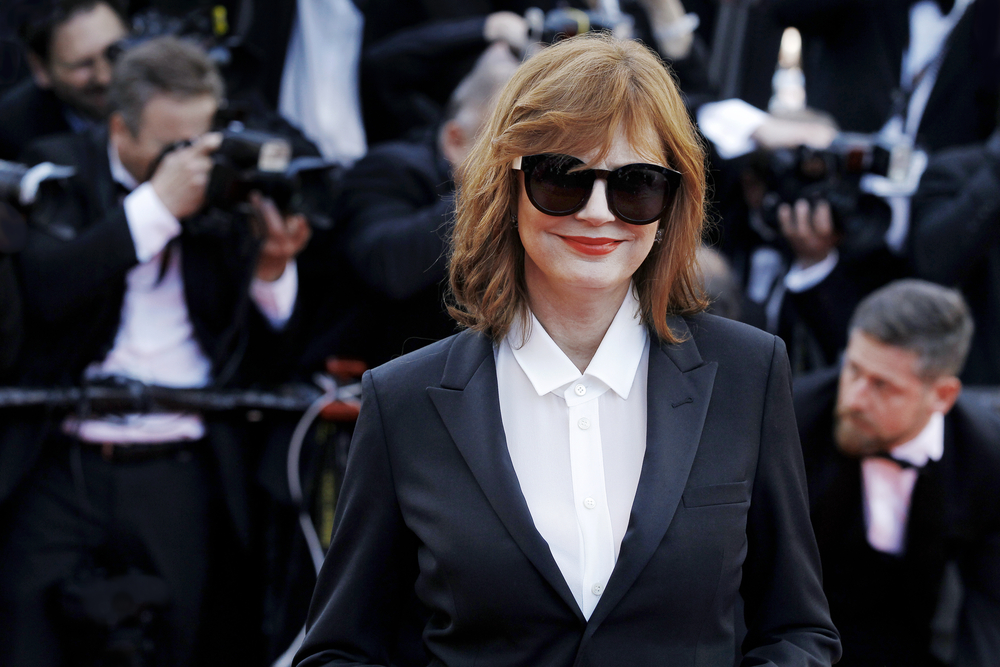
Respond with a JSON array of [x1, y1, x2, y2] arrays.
[[609, 165, 671, 223], [528, 155, 593, 214]]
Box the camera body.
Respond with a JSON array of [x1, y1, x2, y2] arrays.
[[754, 133, 895, 234], [153, 124, 337, 236]]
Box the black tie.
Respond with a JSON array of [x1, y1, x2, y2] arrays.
[[868, 452, 921, 470]]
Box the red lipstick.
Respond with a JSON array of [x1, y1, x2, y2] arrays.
[[560, 236, 623, 256]]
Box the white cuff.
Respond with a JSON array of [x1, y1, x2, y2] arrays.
[[123, 183, 182, 263], [784, 249, 840, 293], [251, 259, 298, 329], [696, 98, 769, 160]]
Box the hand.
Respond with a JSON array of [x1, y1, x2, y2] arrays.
[[484, 11, 529, 53], [149, 132, 222, 219], [250, 191, 311, 282], [778, 198, 838, 268]]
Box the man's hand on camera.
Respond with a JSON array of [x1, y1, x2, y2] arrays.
[[251, 192, 311, 282], [150, 132, 223, 220], [778, 198, 838, 268]]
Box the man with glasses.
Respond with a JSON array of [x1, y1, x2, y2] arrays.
[[0, 0, 128, 160]]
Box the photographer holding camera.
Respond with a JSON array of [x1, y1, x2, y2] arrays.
[[763, 0, 998, 365], [0, 36, 309, 667]]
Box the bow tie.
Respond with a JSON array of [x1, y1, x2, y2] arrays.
[[867, 452, 922, 470]]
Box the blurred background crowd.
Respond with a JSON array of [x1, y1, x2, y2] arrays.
[[0, 1, 997, 666]]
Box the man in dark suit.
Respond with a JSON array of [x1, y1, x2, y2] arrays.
[[764, 0, 999, 370], [910, 126, 1000, 385], [0, 0, 129, 160], [0, 36, 310, 666], [794, 279, 1000, 666], [336, 43, 517, 365]]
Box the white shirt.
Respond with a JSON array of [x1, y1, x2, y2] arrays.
[[279, 0, 367, 165], [862, 411, 945, 555], [64, 143, 297, 443], [496, 289, 649, 619]]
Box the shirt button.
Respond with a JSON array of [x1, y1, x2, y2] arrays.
[[578, 417, 591, 430], [574, 384, 587, 396], [583, 497, 596, 509], [592, 583, 604, 596]]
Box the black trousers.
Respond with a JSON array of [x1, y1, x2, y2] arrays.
[[0, 437, 220, 667]]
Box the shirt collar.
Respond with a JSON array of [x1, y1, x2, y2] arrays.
[[507, 287, 648, 400], [890, 411, 945, 468], [107, 141, 139, 191]]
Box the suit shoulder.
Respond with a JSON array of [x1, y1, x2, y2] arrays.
[[368, 333, 460, 386], [683, 312, 778, 363], [951, 396, 1000, 466]]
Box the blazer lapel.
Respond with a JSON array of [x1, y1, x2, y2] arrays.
[[586, 316, 718, 632], [427, 331, 585, 622]]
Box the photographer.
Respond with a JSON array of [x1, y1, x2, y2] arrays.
[[0, 0, 129, 159], [0, 36, 309, 666], [762, 0, 998, 364]]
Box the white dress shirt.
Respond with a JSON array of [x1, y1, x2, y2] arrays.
[[64, 143, 297, 444], [862, 411, 945, 555], [496, 288, 649, 619]]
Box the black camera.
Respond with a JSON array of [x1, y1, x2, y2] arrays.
[[754, 133, 896, 234], [525, 6, 635, 44], [152, 125, 337, 234], [0, 159, 75, 253]]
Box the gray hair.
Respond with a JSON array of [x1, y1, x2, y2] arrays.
[[849, 279, 974, 378], [108, 36, 224, 136], [443, 43, 520, 134]]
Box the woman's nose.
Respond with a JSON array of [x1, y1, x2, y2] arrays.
[[575, 178, 616, 225]]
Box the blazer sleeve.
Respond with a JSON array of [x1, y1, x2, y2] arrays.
[[740, 336, 842, 665], [294, 370, 423, 667]]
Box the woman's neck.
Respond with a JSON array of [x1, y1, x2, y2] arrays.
[[527, 282, 631, 373]]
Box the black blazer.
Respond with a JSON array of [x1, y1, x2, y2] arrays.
[[295, 313, 840, 666], [794, 368, 1000, 666]]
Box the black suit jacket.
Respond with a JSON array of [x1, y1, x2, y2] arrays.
[[335, 131, 457, 365], [910, 135, 1000, 385], [0, 79, 72, 161], [794, 368, 1000, 666], [294, 314, 840, 666], [0, 128, 300, 542]]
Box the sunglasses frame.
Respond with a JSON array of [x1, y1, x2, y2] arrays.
[[512, 153, 682, 225]]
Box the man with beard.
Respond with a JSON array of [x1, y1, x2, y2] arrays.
[[793, 279, 1000, 667], [0, 0, 128, 160]]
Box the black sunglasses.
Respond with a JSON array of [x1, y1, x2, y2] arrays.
[[513, 153, 682, 225]]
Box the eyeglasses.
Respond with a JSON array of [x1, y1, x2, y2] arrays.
[[513, 153, 682, 225]]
